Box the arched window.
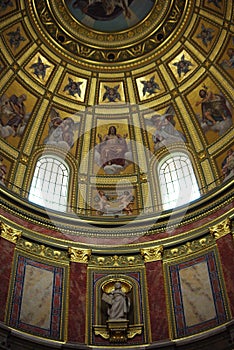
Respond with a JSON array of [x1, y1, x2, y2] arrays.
[[158, 153, 200, 210], [28, 156, 69, 212]]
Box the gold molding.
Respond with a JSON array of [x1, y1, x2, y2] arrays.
[[140, 245, 164, 262], [163, 235, 215, 260], [0, 221, 22, 244], [209, 218, 231, 240], [68, 247, 92, 263], [89, 254, 143, 267], [17, 238, 69, 262]]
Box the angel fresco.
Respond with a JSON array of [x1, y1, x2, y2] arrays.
[[71, 0, 131, 20], [0, 157, 7, 186], [195, 85, 232, 136], [63, 77, 83, 97], [196, 24, 215, 47], [207, 0, 221, 9], [222, 149, 234, 182], [94, 189, 134, 216], [220, 48, 234, 69], [0, 93, 31, 139], [146, 106, 186, 152], [44, 108, 78, 150], [30, 57, 50, 80], [94, 125, 132, 174], [0, 0, 13, 10], [173, 55, 193, 78], [7, 27, 26, 49], [140, 76, 160, 96], [102, 85, 121, 103]]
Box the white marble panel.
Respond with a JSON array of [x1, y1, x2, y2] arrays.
[[20, 264, 53, 329], [179, 261, 216, 327]]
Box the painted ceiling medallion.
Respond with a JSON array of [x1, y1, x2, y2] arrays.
[[30, 0, 190, 65], [65, 0, 154, 32]]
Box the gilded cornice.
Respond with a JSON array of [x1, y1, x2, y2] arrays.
[[89, 254, 143, 267], [0, 221, 22, 244], [209, 218, 231, 240], [29, 0, 191, 67], [140, 245, 164, 262], [17, 237, 69, 263], [163, 235, 215, 260], [68, 247, 92, 263]]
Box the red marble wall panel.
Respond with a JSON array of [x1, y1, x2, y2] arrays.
[[145, 261, 169, 341], [216, 234, 234, 317], [0, 238, 15, 322], [68, 262, 87, 342]]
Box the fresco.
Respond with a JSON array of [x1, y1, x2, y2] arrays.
[[169, 51, 197, 82], [41, 107, 80, 154], [144, 105, 186, 152], [0, 82, 37, 148], [94, 123, 133, 175], [65, 0, 155, 32], [187, 79, 233, 143], [136, 73, 163, 101], [92, 187, 136, 216], [60, 74, 87, 102], [98, 82, 125, 104]]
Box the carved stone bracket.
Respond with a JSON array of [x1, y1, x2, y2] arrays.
[[140, 245, 164, 262], [94, 322, 142, 343], [209, 218, 231, 240], [68, 247, 92, 263], [0, 221, 22, 244]]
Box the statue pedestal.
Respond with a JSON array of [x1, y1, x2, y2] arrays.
[[106, 319, 129, 343]]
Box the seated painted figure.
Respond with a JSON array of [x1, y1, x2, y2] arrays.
[[95, 126, 132, 174]]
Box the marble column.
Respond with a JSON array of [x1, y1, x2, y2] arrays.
[[68, 262, 87, 342], [145, 261, 169, 341], [0, 238, 15, 322]]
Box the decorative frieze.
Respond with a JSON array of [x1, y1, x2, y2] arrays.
[[68, 247, 92, 263], [0, 222, 22, 244], [140, 245, 164, 262], [89, 254, 143, 267], [209, 218, 231, 240]]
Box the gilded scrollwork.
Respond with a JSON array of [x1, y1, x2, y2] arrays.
[[0, 221, 22, 244], [68, 247, 92, 263], [140, 245, 164, 262], [89, 254, 143, 267], [17, 238, 69, 262], [209, 217, 231, 240], [30, 0, 189, 65], [163, 235, 215, 260]]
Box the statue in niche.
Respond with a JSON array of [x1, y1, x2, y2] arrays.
[[102, 281, 131, 321], [195, 84, 233, 136], [95, 125, 132, 174]]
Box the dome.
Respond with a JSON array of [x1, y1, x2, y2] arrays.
[[0, 1, 233, 349]]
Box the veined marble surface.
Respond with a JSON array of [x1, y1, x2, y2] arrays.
[[20, 264, 53, 329], [179, 261, 216, 327]]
